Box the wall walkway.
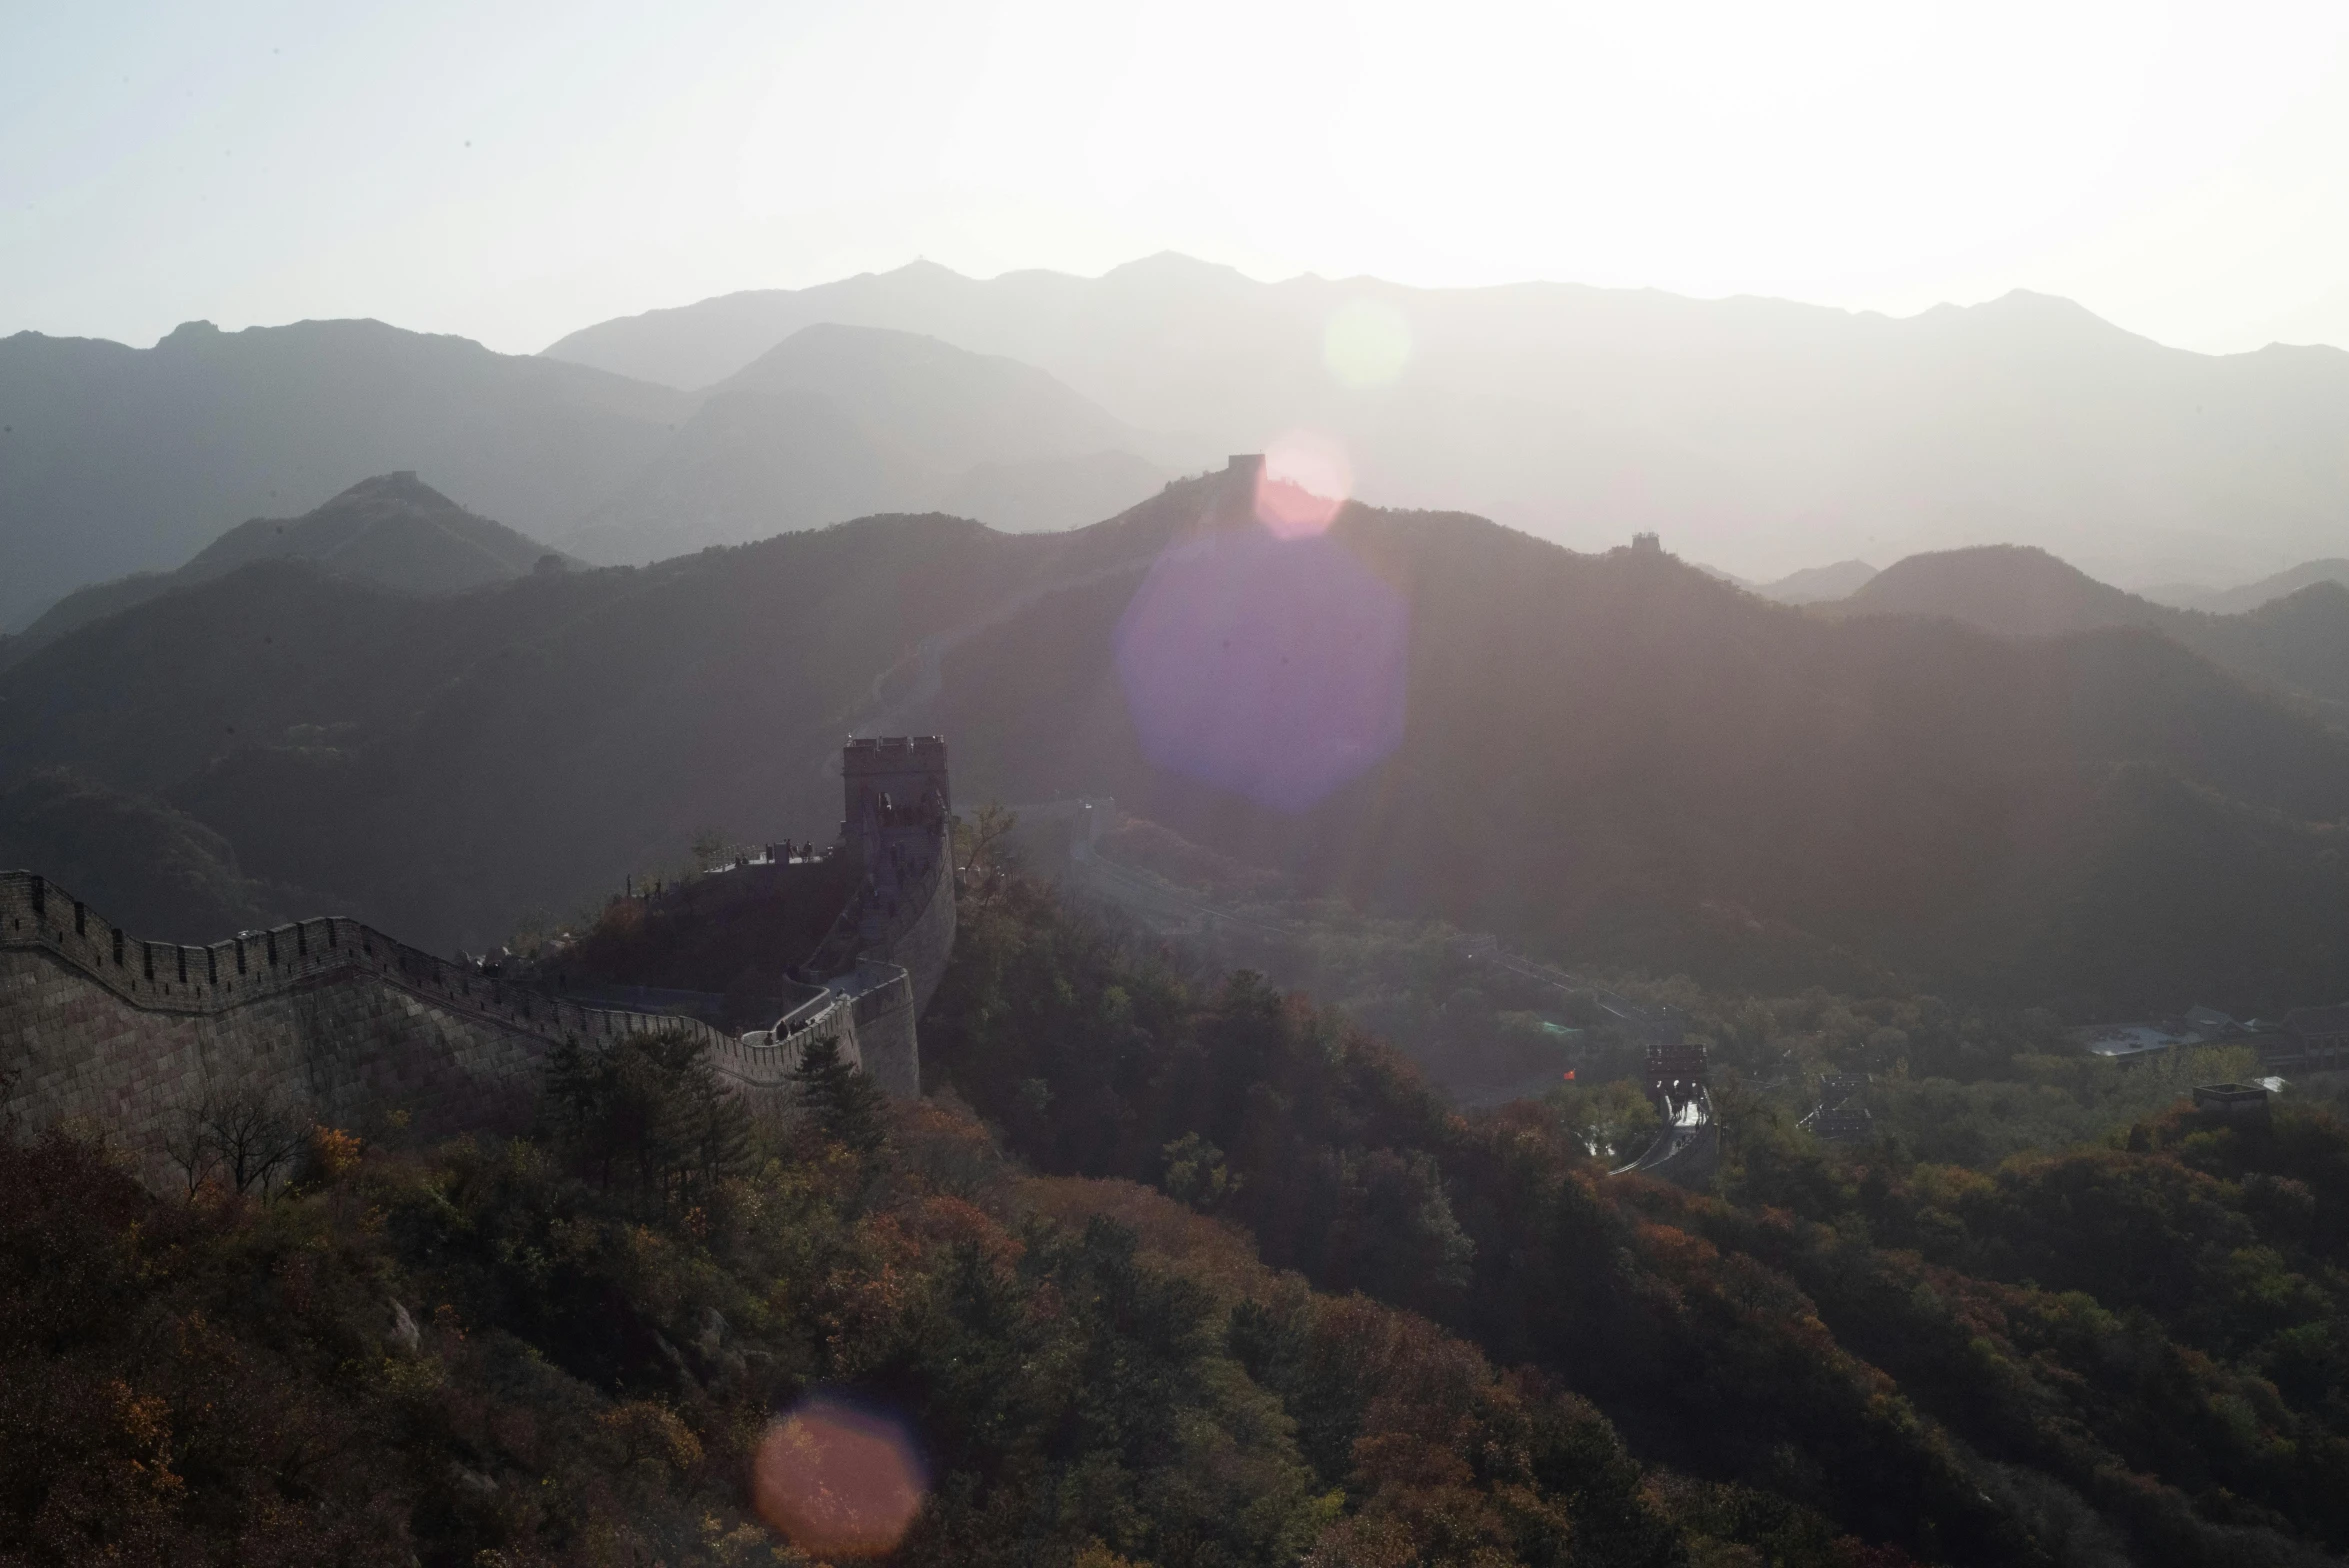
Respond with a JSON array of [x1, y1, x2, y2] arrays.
[[0, 869, 865, 1180]]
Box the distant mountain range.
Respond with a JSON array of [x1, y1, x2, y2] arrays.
[[0, 318, 680, 629], [2142, 559, 2349, 614], [19, 256, 2349, 629], [564, 324, 1176, 563], [1843, 544, 2172, 636], [0, 317, 1179, 628], [6, 468, 2348, 1015], [5, 472, 564, 663], [1702, 559, 1879, 603], [545, 255, 2349, 589], [1822, 543, 2349, 720]]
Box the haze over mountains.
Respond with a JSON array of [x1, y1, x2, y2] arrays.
[[7, 466, 2349, 1017], [14, 256, 2349, 633], [1822, 543, 2349, 722], [0, 314, 1177, 628], [2144, 559, 2349, 614], [5, 472, 564, 662], [547, 255, 2349, 589], [563, 323, 1176, 563], [12, 252, 2349, 1019], [0, 318, 680, 629]]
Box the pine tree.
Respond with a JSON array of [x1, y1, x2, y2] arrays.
[[791, 1033, 888, 1153]]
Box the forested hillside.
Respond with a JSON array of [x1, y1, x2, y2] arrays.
[[922, 870, 2349, 1566], [0, 1051, 1691, 1566], [14, 869, 2348, 1566], [5, 470, 2349, 1010], [5, 473, 565, 662]]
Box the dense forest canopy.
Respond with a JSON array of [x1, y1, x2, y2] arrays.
[[18, 868, 2346, 1563]]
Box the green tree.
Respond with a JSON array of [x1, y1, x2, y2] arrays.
[[791, 1032, 888, 1154], [543, 1027, 752, 1208]]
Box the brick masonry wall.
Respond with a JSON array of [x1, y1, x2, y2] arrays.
[[0, 870, 845, 1180], [887, 842, 958, 1019], [845, 963, 920, 1098]]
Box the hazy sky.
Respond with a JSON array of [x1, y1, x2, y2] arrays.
[[6, 0, 2348, 356]]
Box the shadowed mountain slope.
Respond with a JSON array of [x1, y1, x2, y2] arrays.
[[4, 471, 2348, 1011], [1754, 559, 1877, 603], [0, 769, 319, 940], [7, 473, 564, 660], [0, 319, 686, 629], [1834, 542, 2349, 716], [718, 322, 1151, 472], [1841, 544, 2162, 636], [182, 469, 561, 589], [935, 450, 1171, 535], [544, 256, 2349, 586], [2147, 558, 2349, 613], [560, 324, 1174, 563], [0, 498, 1182, 948], [0, 317, 1177, 626]]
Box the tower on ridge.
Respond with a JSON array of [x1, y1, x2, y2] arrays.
[[843, 736, 951, 899]]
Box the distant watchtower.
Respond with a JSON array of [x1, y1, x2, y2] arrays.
[[1631, 531, 1662, 554], [1644, 1039, 1707, 1112]]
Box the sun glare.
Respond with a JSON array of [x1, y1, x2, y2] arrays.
[[1255, 430, 1354, 538], [1113, 503, 1409, 814], [1323, 297, 1413, 390], [753, 1394, 929, 1558]]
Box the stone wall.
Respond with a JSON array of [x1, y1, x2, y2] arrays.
[[844, 962, 920, 1098], [802, 737, 958, 1092], [888, 844, 957, 1018], [0, 870, 846, 1180], [2, 737, 963, 1172]]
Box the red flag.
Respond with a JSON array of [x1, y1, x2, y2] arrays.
[[1563, 1069, 1576, 1081]]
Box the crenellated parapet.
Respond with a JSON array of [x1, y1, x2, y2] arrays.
[[0, 867, 864, 1180], [798, 736, 957, 1092], [1, 739, 960, 1180]]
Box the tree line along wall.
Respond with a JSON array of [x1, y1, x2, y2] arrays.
[[0, 869, 874, 1184]]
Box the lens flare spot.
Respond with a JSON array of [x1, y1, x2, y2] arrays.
[[1255, 430, 1352, 539], [1323, 297, 1413, 391], [753, 1394, 928, 1559], [1115, 523, 1408, 813]]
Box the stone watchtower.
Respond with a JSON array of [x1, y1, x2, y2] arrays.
[[812, 736, 956, 1012], [843, 736, 951, 901], [778, 738, 958, 1101]]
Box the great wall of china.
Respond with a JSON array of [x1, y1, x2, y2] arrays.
[[0, 736, 955, 1183]]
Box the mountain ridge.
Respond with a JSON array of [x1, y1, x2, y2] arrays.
[[2146, 558, 2349, 613], [0, 316, 1181, 622], [1827, 542, 2349, 717], [540, 258, 2349, 587], [0, 317, 686, 628], [4, 473, 566, 664], [557, 323, 1179, 563], [6, 473, 2348, 1012]]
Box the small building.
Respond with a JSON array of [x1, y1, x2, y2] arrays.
[[2191, 1082, 2272, 1123], [1802, 1073, 1874, 1144], [2267, 1005, 2349, 1073], [2073, 1006, 2254, 1066], [2073, 1023, 2187, 1064], [1631, 531, 1662, 554], [2183, 1005, 2241, 1037]]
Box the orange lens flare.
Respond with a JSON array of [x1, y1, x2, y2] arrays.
[[1255, 429, 1353, 538], [753, 1394, 928, 1559]]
